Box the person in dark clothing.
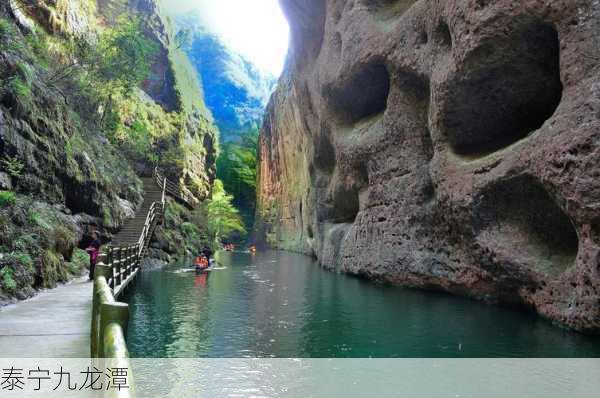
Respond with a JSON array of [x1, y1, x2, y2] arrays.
[[202, 246, 213, 262], [86, 231, 101, 281]]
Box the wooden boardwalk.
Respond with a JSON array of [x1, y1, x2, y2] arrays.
[[0, 277, 92, 358]]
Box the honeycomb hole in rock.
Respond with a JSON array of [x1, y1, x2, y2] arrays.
[[443, 20, 563, 157], [474, 176, 578, 277], [332, 185, 360, 223], [330, 164, 368, 224], [325, 62, 390, 125], [434, 21, 452, 48]]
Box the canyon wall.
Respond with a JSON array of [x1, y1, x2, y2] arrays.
[[256, 0, 600, 333], [0, 0, 217, 301]]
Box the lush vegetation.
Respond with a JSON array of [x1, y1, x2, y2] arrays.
[[39, 17, 168, 164], [0, 191, 16, 207], [85, 17, 159, 127], [158, 179, 246, 256], [1, 13, 208, 173], [0, 4, 234, 299], [0, 194, 89, 296], [159, 199, 209, 255], [0, 12, 194, 296], [205, 180, 246, 245], [205, 180, 246, 243], [216, 130, 258, 233]]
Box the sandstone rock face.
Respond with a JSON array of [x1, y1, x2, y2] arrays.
[[257, 0, 600, 333]]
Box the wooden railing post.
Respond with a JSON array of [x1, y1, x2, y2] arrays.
[[129, 245, 135, 275], [125, 245, 133, 279], [129, 246, 134, 277], [123, 247, 129, 280], [118, 248, 124, 288], [124, 247, 129, 281], [106, 247, 113, 288]]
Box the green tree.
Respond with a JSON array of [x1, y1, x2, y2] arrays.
[[216, 130, 258, 230], [76, 17, 158, 126], [206, 180, 246, 245], [91, 18, 157, 90], [42, 17, 157, 117]]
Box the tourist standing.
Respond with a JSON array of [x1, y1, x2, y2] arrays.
[[86, 231, 101, 281]]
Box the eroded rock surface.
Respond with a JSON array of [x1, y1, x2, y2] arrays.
[[256, 0, 600, 333]]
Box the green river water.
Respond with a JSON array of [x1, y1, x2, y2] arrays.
[[124, 251, 600, 358]]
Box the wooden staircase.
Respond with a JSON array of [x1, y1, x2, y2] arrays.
[[91, 168, 196, 366], [112, 177, 165, 246]]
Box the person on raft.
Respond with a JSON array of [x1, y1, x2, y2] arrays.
[[194, 255, 209, 272], [202, 246, 213, 263]]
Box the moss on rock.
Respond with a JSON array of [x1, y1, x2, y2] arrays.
[[0, 194, 84, 298]]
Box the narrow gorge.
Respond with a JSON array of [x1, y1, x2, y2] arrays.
[[256, 0, 600, 333], [1, 0, 599, 374]]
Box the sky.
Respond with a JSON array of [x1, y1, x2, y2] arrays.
[[166, 0, 290, 76]]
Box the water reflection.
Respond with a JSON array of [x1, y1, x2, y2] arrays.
[[124, 251, 600, 358]]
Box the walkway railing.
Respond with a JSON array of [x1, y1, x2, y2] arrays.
[[154, 166, 199, 209], [90, 173, 167, 397]]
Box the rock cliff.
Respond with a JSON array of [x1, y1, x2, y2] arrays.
[[181, 24, 276, 141], [256, 0, 600, 333], [0, 0, 217, 301]]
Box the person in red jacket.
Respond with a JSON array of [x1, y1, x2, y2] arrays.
[[86, 231, 101, 281], [194, 255, 209, 272]]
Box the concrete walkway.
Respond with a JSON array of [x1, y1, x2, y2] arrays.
[[0, 278, 92, 358]]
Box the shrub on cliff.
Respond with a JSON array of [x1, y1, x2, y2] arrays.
[[106, 91, 184, 165], [0, 268, 18, 294], [0, 194, 81, 296], [216, 130, 258, 230], [153, 199, 211, 258], [0, 17, 24, 54], [67, 248, 89, 276], [0, 156, 25, 178], [0, 252, 35, 298], [88, 17, 159, 125], [205, 180, 246, 245], [0, 191, 16, 207]]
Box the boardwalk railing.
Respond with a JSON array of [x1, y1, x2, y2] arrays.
[[90, 173, 167, 397], [136, 201, 164, 259], [154, 166, 199, 209]]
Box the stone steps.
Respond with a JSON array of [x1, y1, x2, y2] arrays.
[[112, 178, 163, 246]]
